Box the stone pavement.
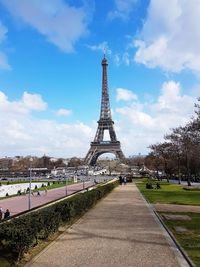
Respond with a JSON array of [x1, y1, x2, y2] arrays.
[[26, 183, 189, 267]]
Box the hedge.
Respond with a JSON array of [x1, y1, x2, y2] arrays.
[[0, 180, 118, 261]]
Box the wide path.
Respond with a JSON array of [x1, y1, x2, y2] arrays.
[[26, 183, 189, 267], [0, 181, 93, 216]]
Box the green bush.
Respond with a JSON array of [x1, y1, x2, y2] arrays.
[[0, 181, 118, 261]]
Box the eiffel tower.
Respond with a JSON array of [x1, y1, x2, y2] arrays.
[[84, 55, 125, 166]]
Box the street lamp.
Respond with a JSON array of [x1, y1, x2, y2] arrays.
[[65, 173, 68, 196], [83, 176, 85, 190], [28, 158, 33, 210]]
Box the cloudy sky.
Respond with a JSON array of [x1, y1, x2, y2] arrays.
[[0, 0, 199, 158]]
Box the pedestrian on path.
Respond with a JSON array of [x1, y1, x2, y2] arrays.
[[0, 206, 3, 220], [119, 175, 123, 185], [156, 182, 161, 189], [124, 177, 127, 185], [4, 209, 10, 219]]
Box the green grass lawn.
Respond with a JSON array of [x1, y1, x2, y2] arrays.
[[161, 212, 200, 267], [136, 179, 200, 205]]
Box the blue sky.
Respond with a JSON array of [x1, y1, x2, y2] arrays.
[[0, 0, 199, 158]]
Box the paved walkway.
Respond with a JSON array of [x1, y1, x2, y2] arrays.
[[154, 203, 200, 213], [26, 183, 189, 267], [0, 181, 93, 216]]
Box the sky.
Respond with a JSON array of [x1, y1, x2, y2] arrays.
[[0, 0, 199, 159]]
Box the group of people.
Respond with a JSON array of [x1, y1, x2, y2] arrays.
[[119, 176, 127, 185], [31, 189, 47, 196], [146, 181, 161, 189], [0, 206, 10, 220]]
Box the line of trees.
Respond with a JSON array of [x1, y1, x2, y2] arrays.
[[0, 156, 66, 172], [145, 98, 200, 185]]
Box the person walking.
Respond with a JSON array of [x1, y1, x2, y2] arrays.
[[4, 209, 10, 219], [119, 176, 123, 185], [0, 206, 3, 220]]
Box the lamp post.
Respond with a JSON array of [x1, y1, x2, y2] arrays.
[[83, 176, 85, 190], [65, 173, 68, 196], [28, 158, 33, 210]]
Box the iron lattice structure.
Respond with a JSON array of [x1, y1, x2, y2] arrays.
[[84, 56, 125, 166]]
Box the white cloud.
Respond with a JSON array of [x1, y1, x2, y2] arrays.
[[0, 21, 11, 70], [113, 52, 131, 66], [0, 0, 92, 53], [134, 0, 200, 73], [0, 52, 10, 70], [22, 91, 47, 111], [122, 52, 130, 66], [0, 83, 197, 158], [87, 41, 112, 55], [108, 0, 138, 20], [153, 81, 195, 116], [0, 90, 94, 157], [114, 54, 120, 66], [56, 108, 72, 116], [116, 88, 137, 101], [0, 91, 47, 114], [115, 81, 196, 156]]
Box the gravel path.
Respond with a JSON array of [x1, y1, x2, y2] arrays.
[[26, 183, 189, 267]]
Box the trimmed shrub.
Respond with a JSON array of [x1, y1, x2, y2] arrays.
[[0, 181, 118, 261]]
